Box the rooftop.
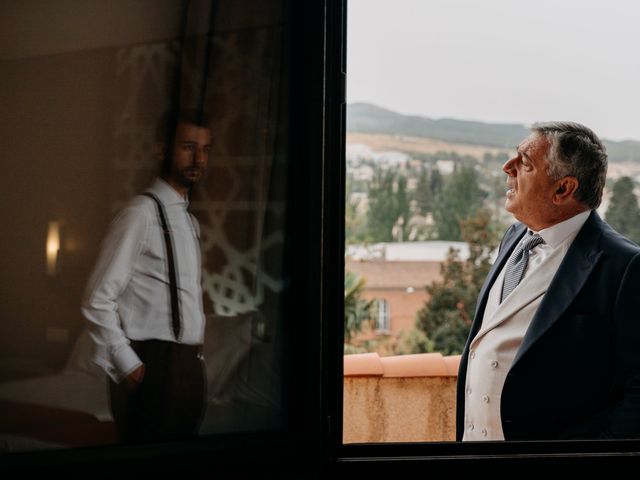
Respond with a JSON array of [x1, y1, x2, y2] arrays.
[[346, 241, 471, 262], [346, 259, 441, 290]]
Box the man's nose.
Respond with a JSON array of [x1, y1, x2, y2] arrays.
[[503, 156, 517, 176], [194, 148, 207, 164]]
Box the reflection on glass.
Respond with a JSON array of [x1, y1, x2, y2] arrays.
[[46, 221, 61, 276], [0, 0, 289, 451]]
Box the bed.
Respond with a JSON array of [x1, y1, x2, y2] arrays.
[[0, 316, 274, 451], [0, 331, 116, 451]]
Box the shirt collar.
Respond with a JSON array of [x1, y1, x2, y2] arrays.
[[147, 177, 189, 207], [529, 209, 591, 249]]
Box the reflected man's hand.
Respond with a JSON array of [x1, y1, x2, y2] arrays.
[[124, 364, 145, 391]]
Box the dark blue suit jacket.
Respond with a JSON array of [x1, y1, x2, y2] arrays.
[[456, 211, 640, 440]]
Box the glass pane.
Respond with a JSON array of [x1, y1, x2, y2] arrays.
[[0, 0, 290, 451], [345, 0, 640, 444]]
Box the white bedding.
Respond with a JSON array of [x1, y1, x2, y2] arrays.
[[0, 371, 112, 422]]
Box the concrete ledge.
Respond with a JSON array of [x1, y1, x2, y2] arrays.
[[343, 352, 460, 443], [343, 376, 457, 443]]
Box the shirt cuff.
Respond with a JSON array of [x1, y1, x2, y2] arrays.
[[109, 343, 142, 383]]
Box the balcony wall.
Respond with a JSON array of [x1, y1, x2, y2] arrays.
[[343, 352, 460, 443]]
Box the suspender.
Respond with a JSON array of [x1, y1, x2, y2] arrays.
[[143, 192, 181, 341]]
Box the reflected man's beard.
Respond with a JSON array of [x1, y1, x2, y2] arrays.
[[178, 166, 204, 186]]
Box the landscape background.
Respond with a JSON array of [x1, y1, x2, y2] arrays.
[[344, 102, 640, 356]]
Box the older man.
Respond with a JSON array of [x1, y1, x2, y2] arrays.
[[457, 122, 640, 441]]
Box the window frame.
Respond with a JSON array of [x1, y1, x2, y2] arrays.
[[0, 0, 329, 476], [2, 0, 640, 475], [374, 298, 391, 333], [327, 0, 640, 471]]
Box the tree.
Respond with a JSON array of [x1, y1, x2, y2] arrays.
[[432, 164, 486, 240], [345, 176, 370, 244], [367, 167, 410, 242], [430, 166, 443, 197], [367, 168, 396, 242], [393, 174, 411, 241], [392, 329, 434, 355], [344, 270, 373, 344], [606, 176, 640, 244], [416, 209, 500, 355], [482, 151, 510, 165], [414, 166, 434, 215]]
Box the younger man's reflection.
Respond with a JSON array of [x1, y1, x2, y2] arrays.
[[82, 109, 211, 442]]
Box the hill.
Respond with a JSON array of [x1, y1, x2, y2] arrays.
[[347, 103, 640, 163]]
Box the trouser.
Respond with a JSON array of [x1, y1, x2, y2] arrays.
[[109, 339, 206, 443]]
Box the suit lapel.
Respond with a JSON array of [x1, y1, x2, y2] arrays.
[[469, 223, 527, 340], [473, 258, 553, 344], [513, 211, 603, 366]]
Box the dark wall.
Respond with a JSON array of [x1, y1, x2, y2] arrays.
[[0, 48, 116, 368], [0, 1, 290, 418]]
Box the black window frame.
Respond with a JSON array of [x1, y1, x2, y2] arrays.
[[3, 1, 640, 476], [0, 1, 329, 477], [326, 0, 640, 472]]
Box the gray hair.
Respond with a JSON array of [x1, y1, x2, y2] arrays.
[[531, 121, 608, 209]]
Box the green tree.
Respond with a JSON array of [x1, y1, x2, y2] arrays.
[[433, 165, 486, 240], [416, 209, 500, 355], [367, 168, 396, 242], [606, 176, 640, 244], [367, 167, 410, 242], [392, 329, 434, 355], [414, 166, 434, 215], [430, 166, 443, 197], [482, 151, 510, 165], [345, 176, 370, 244], [394, 174, 411, 241], [344, 270, 373, 344]]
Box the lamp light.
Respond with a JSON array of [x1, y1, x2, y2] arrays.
[[46, 221, 61, 275]]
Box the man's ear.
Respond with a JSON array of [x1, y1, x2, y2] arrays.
[[553, 176, 579, 204]]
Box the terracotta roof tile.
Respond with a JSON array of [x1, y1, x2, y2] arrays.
[[344, 352, 460, 378], [443, 355, 461, 376], [380, 353, 448, 377], [343, 352, 384, 376]]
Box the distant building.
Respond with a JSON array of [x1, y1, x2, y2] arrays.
[[435, 159, 455, 175], [346, 241, 470, 263], [350, 164, 374, 182], [346, 258, 441, 334], [346, 241, 473, 336]]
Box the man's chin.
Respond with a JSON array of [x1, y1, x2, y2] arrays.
[[180, 173, 202, 186], [504, 199, 513, 212]]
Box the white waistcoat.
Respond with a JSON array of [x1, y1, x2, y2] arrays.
[[462, 243, 568, 441]]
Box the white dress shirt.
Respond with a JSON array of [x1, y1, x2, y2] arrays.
[[514, 210, 591, 289], [82, 178, 206, 382], [463, 210, 590, 441]]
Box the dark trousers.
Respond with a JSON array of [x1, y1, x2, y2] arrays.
[[109, 340, 206, 443]]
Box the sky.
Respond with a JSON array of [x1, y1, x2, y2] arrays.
[[347, 0, 640, 141]]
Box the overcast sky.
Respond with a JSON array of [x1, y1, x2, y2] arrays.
[[348, 0, 640, 141]]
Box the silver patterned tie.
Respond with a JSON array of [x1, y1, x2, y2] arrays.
[[501, 232, 545, 303]]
